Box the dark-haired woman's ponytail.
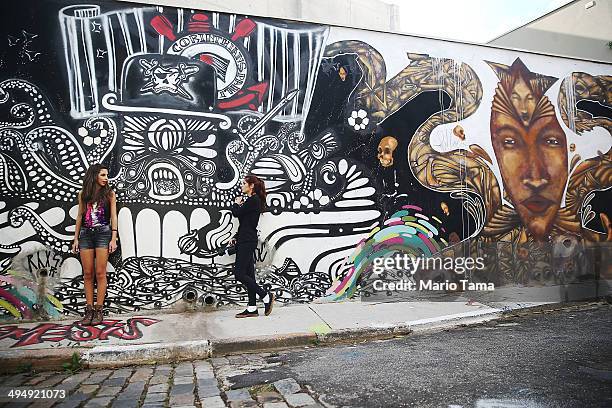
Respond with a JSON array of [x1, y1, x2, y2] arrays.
[[245, 175, 267, 212]]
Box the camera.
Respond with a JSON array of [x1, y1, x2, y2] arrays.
[[216, 245, 237, 257]]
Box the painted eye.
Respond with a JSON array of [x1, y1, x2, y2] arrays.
[[503, 138, 516, 146], [546, 137, 561, 146]]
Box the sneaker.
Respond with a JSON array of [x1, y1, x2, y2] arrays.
[[79, 304, 94, 325], [235, 309, 259, 318], [264, 292, 275, 316]]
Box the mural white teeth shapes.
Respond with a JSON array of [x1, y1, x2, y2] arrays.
[[122, 206, 220, 260], [162, 210, 189, 260], [148, 163, 184, 200], [135, 208, 161, 257], [118, 207, 136, 259]]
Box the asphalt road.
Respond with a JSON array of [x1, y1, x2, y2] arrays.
[[227, 303, 612, 408]]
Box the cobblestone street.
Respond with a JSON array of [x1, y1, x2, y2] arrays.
[[2, 304, 611, 407], [0, 353, 325, 408]]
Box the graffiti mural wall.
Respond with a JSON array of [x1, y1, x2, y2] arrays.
[[0, 0, 610, 320]]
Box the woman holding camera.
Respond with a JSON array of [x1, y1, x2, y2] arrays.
[[230, 175, 274, 318]]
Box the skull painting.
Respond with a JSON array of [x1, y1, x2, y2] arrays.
[[453, 124, 465, 141], [377, 136, 398, 167], [139, 59, 199, 100]]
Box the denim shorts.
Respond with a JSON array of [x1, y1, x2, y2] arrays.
[[79, 225, 112, 250]]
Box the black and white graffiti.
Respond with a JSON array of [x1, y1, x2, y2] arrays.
[[139, 59, 200, 100], [1, 0, 609, 320]]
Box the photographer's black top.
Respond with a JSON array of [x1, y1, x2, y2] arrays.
[[231, 195, 261, 243]]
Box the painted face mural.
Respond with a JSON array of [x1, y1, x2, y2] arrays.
[[0, 1, 610, 320], [489, 59, 568, 241]]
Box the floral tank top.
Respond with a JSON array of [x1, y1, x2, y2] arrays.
[[83, 199, 110, 228]]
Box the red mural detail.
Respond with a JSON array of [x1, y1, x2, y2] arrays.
[[217, 82, 269, 110], [0, 317, 160, 348], [150, 15, 176, 41], [231, 19, 257, 41], [199, 54, 214, 65], [188, 14, 211, 33]]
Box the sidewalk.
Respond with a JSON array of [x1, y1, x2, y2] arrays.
[[0, 299, 548, 371]]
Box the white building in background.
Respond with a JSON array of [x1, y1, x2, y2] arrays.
[[488, 0, 612, 63], [118, 0, 401, 33]]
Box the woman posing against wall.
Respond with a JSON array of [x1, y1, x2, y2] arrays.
[[72, 164, 118, 325]]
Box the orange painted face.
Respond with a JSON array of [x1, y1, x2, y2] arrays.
[[488, 58, 567, 241], [491, 107, 568, 241], [509, 77, 536, 127]]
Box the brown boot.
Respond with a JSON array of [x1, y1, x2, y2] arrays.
[[91, 305, 104, 325], [79, 304, 94, 326]]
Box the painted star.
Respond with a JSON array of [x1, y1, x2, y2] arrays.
[[91, 22, 102, 33], [7, 35, 20, 46], [22, 49, 41, 61], [96, 49, 107, 58], [21, 30, 38, 44]]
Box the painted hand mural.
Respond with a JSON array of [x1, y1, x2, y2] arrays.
[[0, 0, 610, 320]]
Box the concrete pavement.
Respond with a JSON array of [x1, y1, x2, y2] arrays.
[[0, 298, 549, 372]]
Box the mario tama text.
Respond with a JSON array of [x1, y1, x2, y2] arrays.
[[371, 254, 495, 292]]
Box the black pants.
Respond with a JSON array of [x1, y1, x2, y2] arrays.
[[234, 241, 266, 306]]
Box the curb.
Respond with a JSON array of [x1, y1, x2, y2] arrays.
[[84, 340, 212, 368], [211, 333, 318, 356], [0, 347, 85, 373], [407, 308, 503, 332], [86, 308, 506, 368]]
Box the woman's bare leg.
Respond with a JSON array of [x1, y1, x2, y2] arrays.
[[94, 247, 109, 306], [80, 249, 95, 305]]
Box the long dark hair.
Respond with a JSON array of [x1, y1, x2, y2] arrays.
[[245, 175, 267, 212], [80, 164, 112, 205]]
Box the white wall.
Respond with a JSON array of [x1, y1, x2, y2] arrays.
[[489, 0, 612, 62]]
